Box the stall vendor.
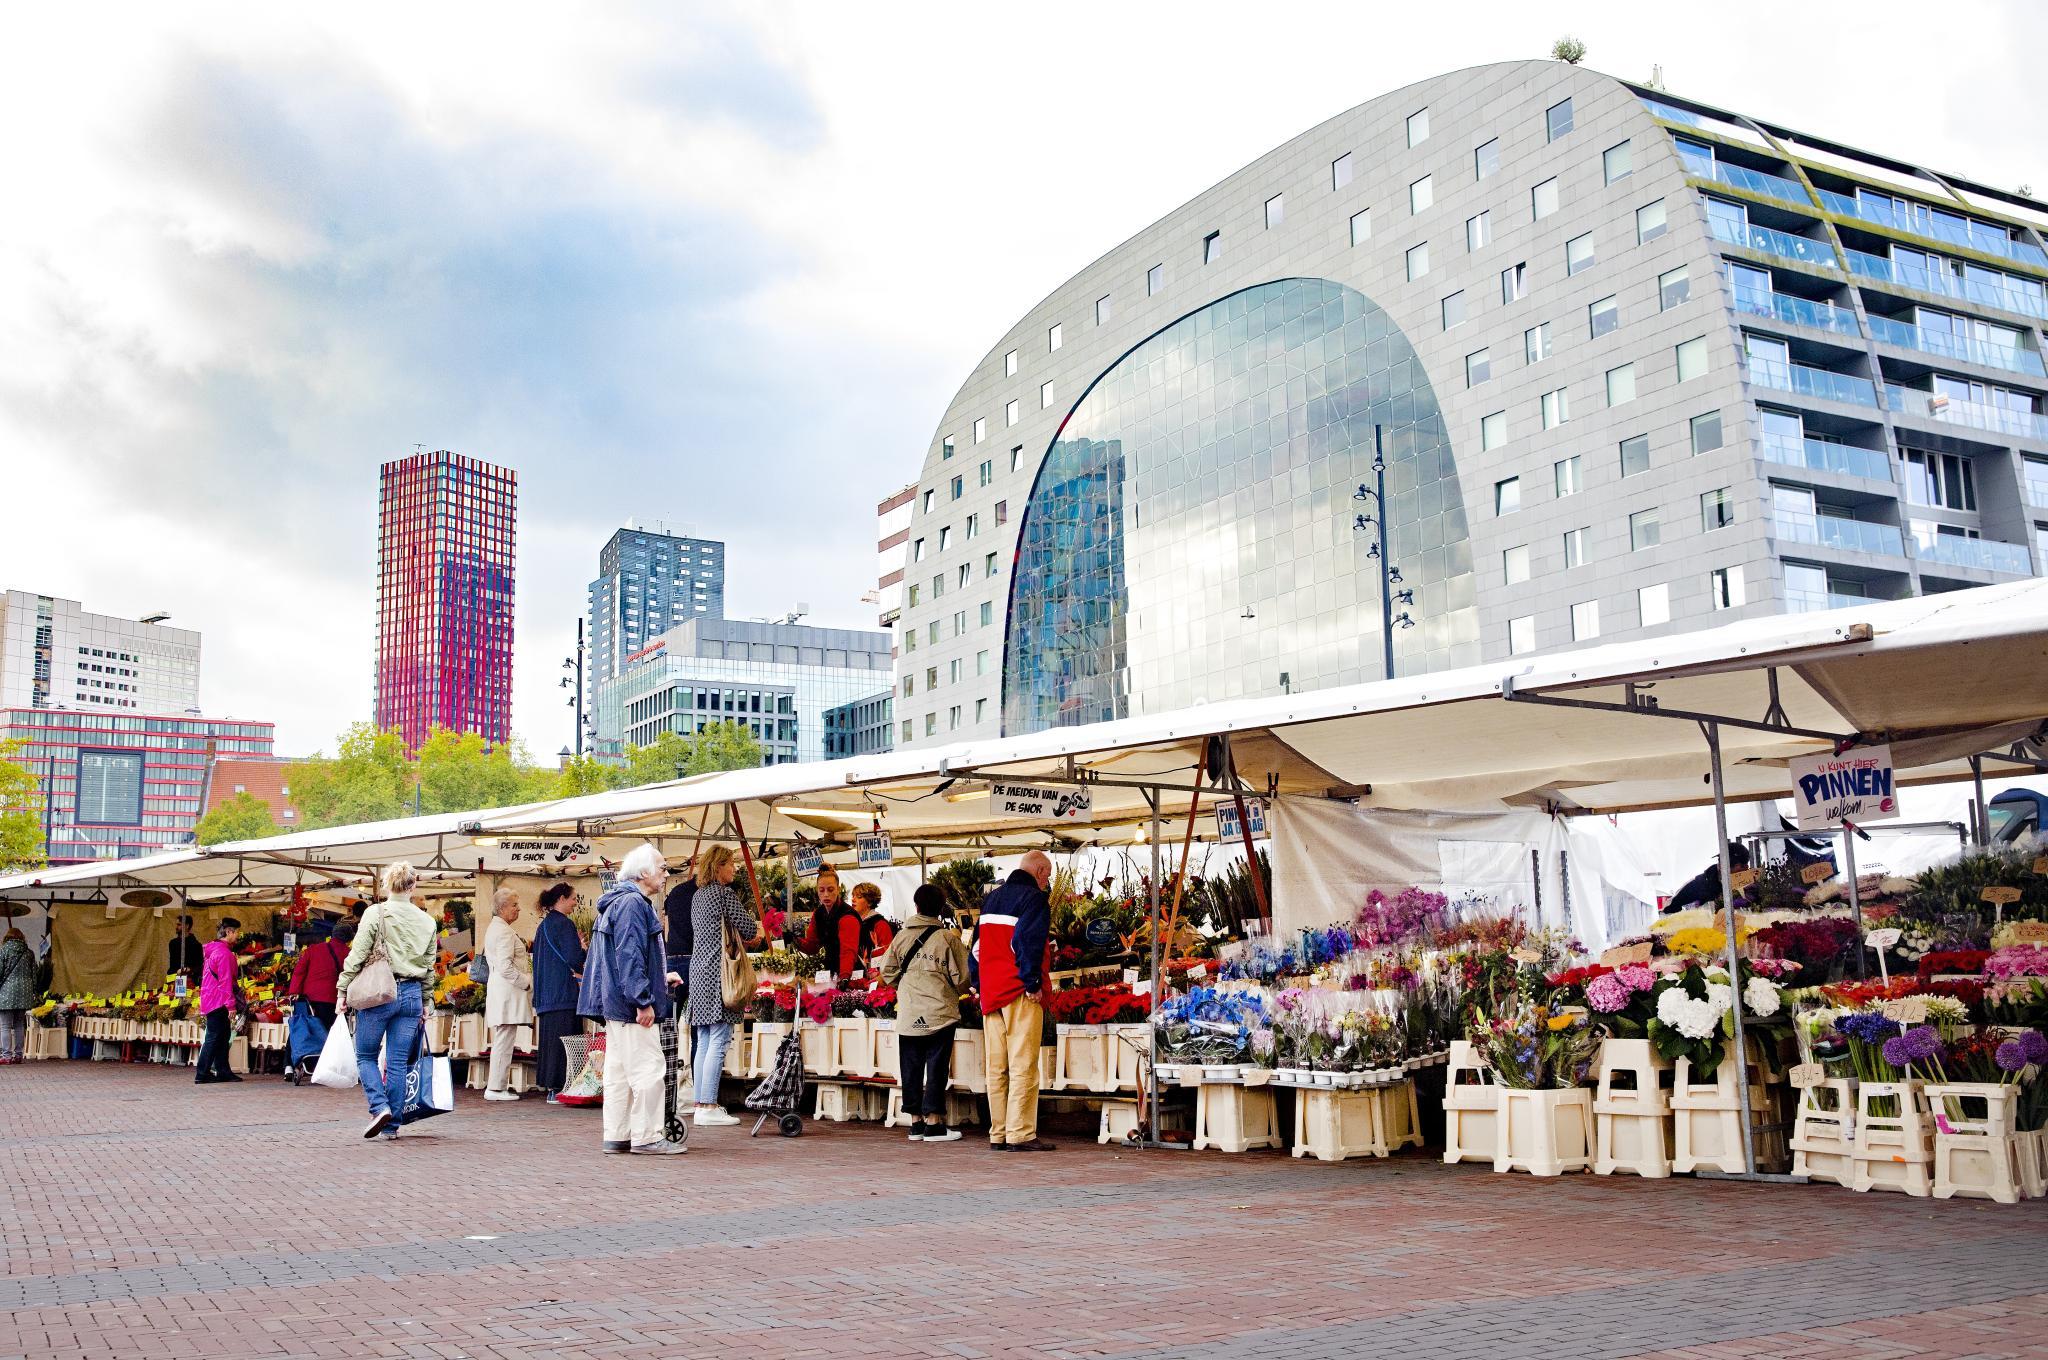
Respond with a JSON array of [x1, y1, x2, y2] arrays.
[[1664, 841, 1751, 913], [800, 869, 894, 980]]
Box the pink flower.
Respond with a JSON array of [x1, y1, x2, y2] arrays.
[[1585, 973, 1633, 1012], [1985, 946, 2048, 981], [1614, 964, 1655, 991]]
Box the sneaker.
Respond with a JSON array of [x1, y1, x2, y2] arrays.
[[631, 1138, 688, 1155], [907, 1122, 929, 1141], [601, 1139, 632, 1154], [693, 1106, 740, 1127], [363, 1111, 393, 1139], [483, 1090, 519, 1102], [924, 1126, 963, 1143], [545, 1093, 561, 1106]]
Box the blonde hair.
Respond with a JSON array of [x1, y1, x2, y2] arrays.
[[696, 844, 736, 888], [380, 861, 418, 898]]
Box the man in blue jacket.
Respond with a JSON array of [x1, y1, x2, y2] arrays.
[[577, 844, 686, 1155]]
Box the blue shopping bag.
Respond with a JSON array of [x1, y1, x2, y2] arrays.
[[399, 1027, 455, 1124], [287, 1001, 328, 1069]]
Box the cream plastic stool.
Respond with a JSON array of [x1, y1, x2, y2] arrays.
[[1851, 1081, 1933, 1196], [1442, 1041, 1498, 1166], [1053, 1025, 1110, 1092], [1294, 1087, 1385, 1161], [1193, 1082, 1281, 1153], [1928, 1083, 2022, 1204], [948, 1029, 987, 1092], [1790, 1078, 1858, 1186], [1594, 1038, 1672, 1178], [1373, 1079, 1423, 1151], [1671, 1054, 1769, 1175], [1494, 1087, 1593, 1176]]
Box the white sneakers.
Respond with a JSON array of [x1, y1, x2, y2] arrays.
[[692, 1105, 740, 1126], [483, 1090, 520, 1102]]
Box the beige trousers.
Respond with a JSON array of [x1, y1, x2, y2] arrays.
[[487, 1024, 520, 1092], [982, 994, 1044, 1145], [602, 1020, 666, 1145]]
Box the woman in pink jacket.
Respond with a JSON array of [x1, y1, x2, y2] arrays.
[[194, 917, 243, 1084]]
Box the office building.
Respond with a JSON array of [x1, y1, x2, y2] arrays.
[[0, 591, 201, 715], [823, 691, 894, 758], [594, 617, 891, 765], [895, 59, 2048, 746], [199, 756, 303, 831], [3, 708, 275, 864], [375, 451, 517, 749], [588, 525, 726, 683]]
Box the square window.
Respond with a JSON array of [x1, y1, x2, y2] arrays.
[[976, 649, 989, 676], [995, 499, 1008, 524], [1481, 411, 1507, 450], [902, 719, 913, 743], [1701, 487, 1736, 531], [1565, 232, 1596, 275], [1495, 476, 1521, 515], [926, 667, 938, 689], [1095, 294, 1112, 325], [1502, 262, 1527, 303], [1659, 265, 1690, 310], [1533, 177, 1560, 220], [1040, 379, 1055, 409], [949, 659, 961, 683], [1709, 565, 1744, 610], [906, 584, 920, 607], [1562, 526, 1588, 568], [1546, 97, 1574, 141], [922, 489, 934, 513], [1349, 209, 1371, 246], [1466, 211, 1491, 252], [932, 574, 944, 597], [1636, 199, 1667, 244], [975, 698, 987, 723], [1004, 349, 1018, 377], [1406, 241, 1430, 281], [925, 713, 937, 737], [972, 417, 987, 443], [965, 515, 979, 541], [1441, 290, 1467, 330], [1466, 348, 1491, 387], [1503, 544, 1531, 584], [1619, 433, 1651, 477], [912, 537, 926, 562], [1475, 137, 1501, 180], [1203, 231, 1222, 264], [1525, 321, 1552, 362], [1508, 614, 1537, 654], [939, 526, 952, 551], [1588, 294, 1619, 338], [1554, 455, 1582, 497], [1049, 322, 1063, 351], [1410, 174, 1433, 214], [1005, 399, 1019, 426], [1571, 600, 1599, 641], [1541, 386, 1569, 429], [1691, 410, 1723, 455], [1332, 152, 1354, 190], [1265, 193, 1285, 228], [1010, 445, 1024, 472], [927, 621, 939, 643], [1639, 583, 1671, 627], [1603, 140, 1633, 184], [1605, 363, 1636, 406], [1407, 107, 1430, 146], [1147, 263, 1163, 296], [1629, 508, 1660, 551], [1675, 336, 1708, 382]]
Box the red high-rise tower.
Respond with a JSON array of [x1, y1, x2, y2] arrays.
[[375, 451, 517, 749]]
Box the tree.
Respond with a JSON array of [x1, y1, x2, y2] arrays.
[[415, 729, 555, 814], [620, 721, 764, 787], [291, 723, 413, 829], [552, 754, 630, 798], [0, 738, 45, 873], [194, 792, 281, 845], [1551, 36, 1587, 65]]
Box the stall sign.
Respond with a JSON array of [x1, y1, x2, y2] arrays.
[[481, 837, 599, 871], [856, 832, 893, 868], [1788, 744, 1898, 832], [1216, 800, 1267, 839], [792, 844, 823, 878], [990, 781, 1092, 822], [1084, 917, 1120, 951]]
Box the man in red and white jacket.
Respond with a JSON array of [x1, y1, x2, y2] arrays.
[[973, 850, 1055, 1151]]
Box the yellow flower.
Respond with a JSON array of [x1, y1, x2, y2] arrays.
[[1547, 1014, 1576, 1032], [1666, 927, 1731, 957]]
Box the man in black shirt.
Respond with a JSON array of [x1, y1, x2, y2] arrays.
[[168, 915, 203, 982]]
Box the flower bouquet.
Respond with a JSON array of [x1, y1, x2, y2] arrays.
[[1467, 1003, 1599, 1089]]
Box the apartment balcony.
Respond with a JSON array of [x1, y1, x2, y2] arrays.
[[1816, 187, 2048, 270], [1911, 533, 2033, 575], [1865, 314, 2046, 377], [1844, 247, 2048, 321], [1682, 155, 1816, 210], [1885, 385, 2048, 442], [1787, 587, 1887, 613], [1708, 215, 1839, 270], [1732, 285, 1861, 337], [1747, 357, 1878, 407], [1758, 433, 1892, 482], [1773, 512, 1905, 557]]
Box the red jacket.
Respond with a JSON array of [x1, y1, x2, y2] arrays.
[[803, 905, 894, 980], [974, 870, 1051, 1013], [289, 939, 349, 1005]]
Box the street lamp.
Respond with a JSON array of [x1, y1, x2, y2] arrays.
[[560, 618, 587, 758], [1351, 423, 1415, 680]]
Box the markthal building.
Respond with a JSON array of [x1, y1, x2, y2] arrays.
[[892, 60, 2048, 750]]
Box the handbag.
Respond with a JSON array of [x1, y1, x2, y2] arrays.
[[345, 905, 399, 1011], [467, 951, 490, 984], [720, 918, 757, 1010]]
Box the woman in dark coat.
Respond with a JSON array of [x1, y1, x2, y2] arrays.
[[530, 882, 587, 1102], [685, 845, 762, 1125]]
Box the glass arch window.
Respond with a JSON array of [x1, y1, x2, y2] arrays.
[[1002, 278, 1478, 735]]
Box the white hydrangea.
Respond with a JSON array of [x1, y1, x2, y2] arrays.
[[1656, 986, 1722, 1040], [1743, 975, 1781, 1018], [1703, 981, 1734, 1014]]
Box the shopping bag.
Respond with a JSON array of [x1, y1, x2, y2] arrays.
[[398, 1027, 453, 1124], [556, 1033, 605, 1106], [288, 1001, 329, 1069], [309, 1015, 359, 1088]]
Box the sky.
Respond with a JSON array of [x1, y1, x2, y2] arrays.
[[4, 1, 2044, 759]]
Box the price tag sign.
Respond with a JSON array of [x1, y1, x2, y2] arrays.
[[1801, 862, 1836, 885], [1510, 948, 1543, 965], [1789, 1062, 1824, 1090], [1982, 887, 2023, 906], [2033, 857, 2048, 876], [282, 932, 298, 953], [2010, 921, 2048, 945], [1730, 869, 1760, 892], [1865, 927, 1902, 949], [1600, 942, 1653, 966], [792, 844, 823, 879]]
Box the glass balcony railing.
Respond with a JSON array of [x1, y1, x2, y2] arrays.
[[1710, 214, 1839, 268], [1732, 284, 1861, 336], [1843, 247, 2048, 320], [1759, 433, 1892, 482], [1816, 187, 2048, 269], [1642, 97, 1707, 129], [1912, 534, 2033, 575], [1788, 588, 1887, 613], [1884, 385, 2048, 442], [1774, 512, 1905, 556], [2026, 481, 2048, 510], [1864, 314, 2046, 376], [1683, 156, 1815, 210], [1747, 357, 1878, 406]]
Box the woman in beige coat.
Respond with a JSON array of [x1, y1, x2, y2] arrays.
[[482, 888, 535, 1101]]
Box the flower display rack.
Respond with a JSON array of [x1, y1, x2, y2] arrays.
[[1494, 1087, 1593, 1177], [812, 1080, 885, 1123], [800, 1022, 838, 1078], [465, 1057, 536, 1094], [1192, 1081, 1282, 1154], [1441, 1040, 1499, 1167], [448, 1015, 487, 1059], [1593, 1038, 1672, 1179], [831, 1016, 877, 1078], [871, 1019, 897, 1080], [1851, 1080, 1933, 1197], [249, 1022, 289, 1052], [948, 1028, 986, 1093], [423, 1012, 453, 1053], [2020, 1128, 2048, 1200], [1108, 1024, 1150, 1091], [1672, 1052, 1782, 1175], [25, 1024, 68, 1061], [1294, 1087, 1385, 1161], [749, 1022, 791, 1078], [1052, 1024, 1109, 1092], [1790, 1078, 1858, 1187], [882, 1086, 982, 1130], [1926, 1082, 2023, 1204]]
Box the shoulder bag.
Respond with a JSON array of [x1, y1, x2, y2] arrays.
[[345, 905, 399, 1010], [720, 899, 758, 1010]]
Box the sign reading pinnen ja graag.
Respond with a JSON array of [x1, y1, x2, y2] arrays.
[[1788, 743, 1898, 832]]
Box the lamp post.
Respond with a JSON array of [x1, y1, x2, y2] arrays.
[[1352, 424, 1415, 680], [560, 617, 587, 758]]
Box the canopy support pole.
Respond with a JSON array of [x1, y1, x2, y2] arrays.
[[1138, 786, 1172, 1151], [1971, 755, 1989, 845], [729, 803, 767, 915], [1706, 720, 1758, 1180], [1843, 824, 1865, 980], [1220, 736, 1270, 928]]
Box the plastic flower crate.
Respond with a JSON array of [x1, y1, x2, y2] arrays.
[[2020, 1128, 2048, 1200], [831, 1017, 875, 1078], [1851, 1080, 1933, 1196], [1790, 1078, 1858, 1187], [871, 1019, 897, 1081], [1053, 1024, 1109, 1092], [750, 1022, 791, 1078], [1192, 1082, 1281, 1154], [1494, 1087, 1593, 1176], [1294, 1087, 1386, 1161], [948, 1028, 986, 1092], [800, 1023, 837, 1077], [1926, 1082, 2023, 1204], [1593, 1038, 1672, 1179], [1107, 1023, 1150, 1091], [1441, 1040, 1499, 1167]]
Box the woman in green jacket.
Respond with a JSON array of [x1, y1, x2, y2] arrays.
[[878, 885, 971, 1142]]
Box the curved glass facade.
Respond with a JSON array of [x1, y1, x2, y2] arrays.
[[1003, 279, 1477, 735]]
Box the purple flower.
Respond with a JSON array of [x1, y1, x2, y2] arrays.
[[1838, 1011, 1897, 1045], [1585, 973, 1632, 1013], [1901, 1025, 1946, 1062], [1881, 1034, 1914, 1069], [1996, 1039, 2029, 1073], [2021, 1030, 2048, 1064]]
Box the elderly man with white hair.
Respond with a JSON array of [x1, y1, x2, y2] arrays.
[[576, 843, 687, 1155], [481, 887, 534, 1101]]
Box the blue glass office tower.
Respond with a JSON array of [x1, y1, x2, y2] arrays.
[[588, 528, 726, 683]]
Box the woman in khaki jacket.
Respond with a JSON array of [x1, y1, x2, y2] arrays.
[[878, 884, 971, 1142]]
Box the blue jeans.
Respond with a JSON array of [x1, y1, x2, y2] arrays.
[[691, 1022, 731, 1106], [353, 980, 424, 1126]]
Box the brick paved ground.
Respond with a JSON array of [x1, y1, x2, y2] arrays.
[[2, 1062, 2046, 1359]]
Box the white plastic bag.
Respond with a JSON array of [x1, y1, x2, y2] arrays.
[[310, 1014, 359, 1088]]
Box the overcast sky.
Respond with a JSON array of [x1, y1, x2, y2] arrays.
[[5, 1, 2043, 758]]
